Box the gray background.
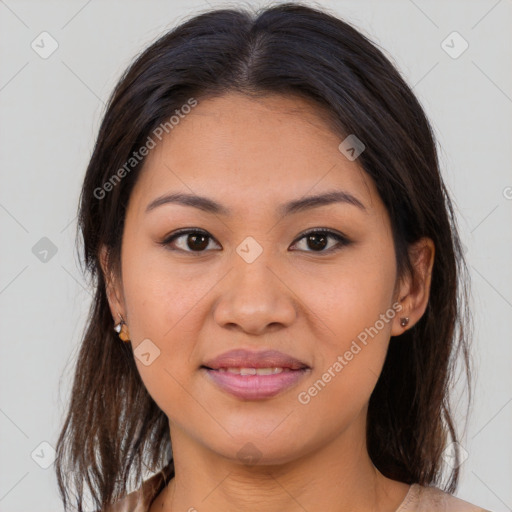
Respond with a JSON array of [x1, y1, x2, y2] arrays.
[[0, 0, 511, 510]]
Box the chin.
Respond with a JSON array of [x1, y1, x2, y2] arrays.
[[201, 429, 312, 467]]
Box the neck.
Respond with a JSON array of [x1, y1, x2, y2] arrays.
[[155, 410, 410, 512]]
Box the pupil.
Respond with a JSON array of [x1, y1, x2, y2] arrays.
[[308, 233, 327, 251], [188, 234, 208, 251]]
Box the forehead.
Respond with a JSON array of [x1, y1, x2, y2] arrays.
[[129, 92, 379, 216]]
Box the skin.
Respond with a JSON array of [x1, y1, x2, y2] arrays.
[[101, 92, 435, 512]]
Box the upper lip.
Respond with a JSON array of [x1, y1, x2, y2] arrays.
[[202, 349, 309, 370]]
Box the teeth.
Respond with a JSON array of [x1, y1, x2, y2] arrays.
[[218, 367, 288, 375]]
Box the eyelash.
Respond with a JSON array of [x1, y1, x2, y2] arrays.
[[160, 228, 351, 255]]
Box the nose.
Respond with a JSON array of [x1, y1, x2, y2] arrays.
[[212, 254, 297, 336]]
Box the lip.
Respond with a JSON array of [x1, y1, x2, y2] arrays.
[[202, 348, 309, 370], [201, 349, 311, 400], [203, 367, 310, 400]]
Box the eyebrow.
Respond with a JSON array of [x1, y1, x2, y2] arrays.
[[145, 190, 367, 216]]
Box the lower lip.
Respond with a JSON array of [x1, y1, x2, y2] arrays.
[[203, 368, 309, 400]]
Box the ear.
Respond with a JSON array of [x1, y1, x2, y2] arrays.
[[391, 237, 435, 336], [99, 244, 126, 323]]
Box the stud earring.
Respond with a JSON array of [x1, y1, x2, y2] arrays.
[[400, 317, 409, 328], [114, 314, 131, 342]]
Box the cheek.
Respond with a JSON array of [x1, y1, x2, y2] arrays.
[[119, 245, 214, 413], [120, 238, 209, 340], [298, 245, 397, 407], [306, 243, 396, 344]]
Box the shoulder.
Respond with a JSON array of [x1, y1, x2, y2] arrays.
[[397, 483, 493, 512]]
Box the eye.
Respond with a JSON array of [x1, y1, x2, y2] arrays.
[[161, 228, 220, 253], [160, 228, 350, 255], [290, 228, 350, 254]]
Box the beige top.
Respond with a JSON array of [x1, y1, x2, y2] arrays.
[[105, 460, 492, 512]]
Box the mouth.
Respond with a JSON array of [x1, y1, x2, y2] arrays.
[[200, 349, 311, 400], [201, 366, 310, 400]]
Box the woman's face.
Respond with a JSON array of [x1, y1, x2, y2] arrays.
[[103, 92, 431, 465]]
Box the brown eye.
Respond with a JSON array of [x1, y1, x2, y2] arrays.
[[161, 228, 350, 255], [291, 229, 350, 254], [162, 229, 220, 253], [306, 232, 328, 251]]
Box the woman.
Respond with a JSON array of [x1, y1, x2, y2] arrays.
[[54, 2, 492, 511]]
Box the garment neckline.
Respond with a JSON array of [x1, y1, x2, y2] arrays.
[[394, 483, 419, 512]]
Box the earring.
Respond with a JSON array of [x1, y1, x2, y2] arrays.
[[114, 314, 131, 342], [400, 317, 409, 328]]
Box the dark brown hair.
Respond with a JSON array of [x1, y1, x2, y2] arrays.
[[55, 2, 473, 510]]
